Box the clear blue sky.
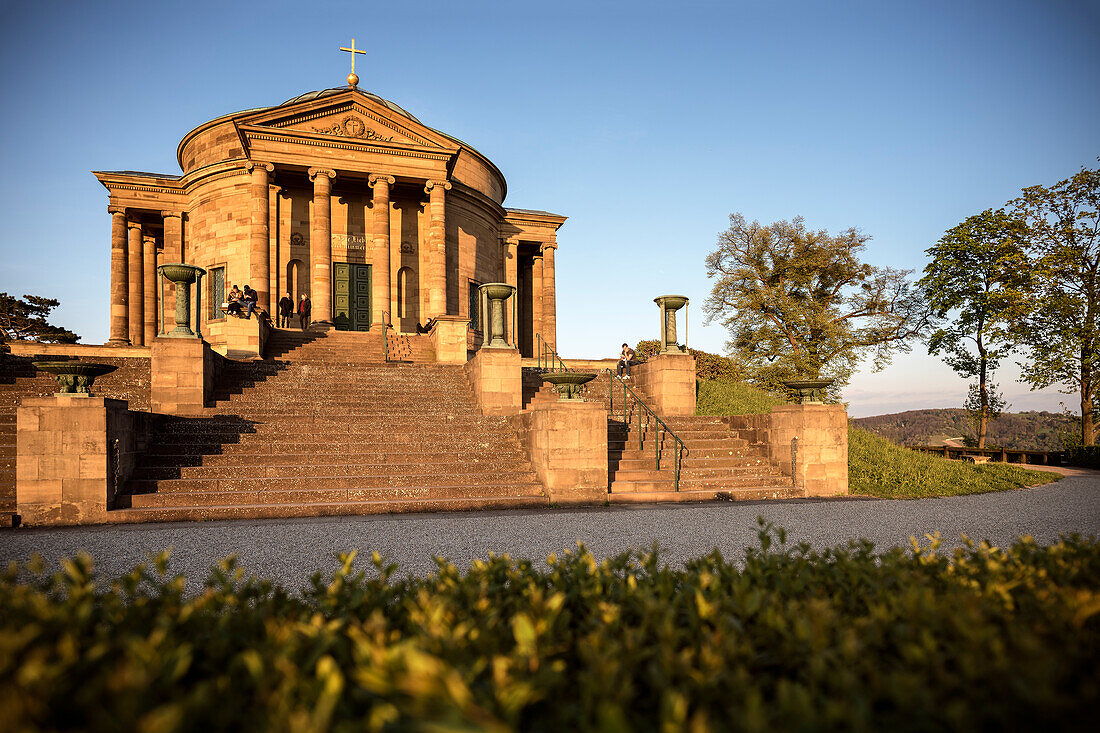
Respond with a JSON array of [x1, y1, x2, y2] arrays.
[[1, 0, 1097, 417]]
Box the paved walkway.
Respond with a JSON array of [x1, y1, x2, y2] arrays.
[[1, 474, 1097, 592]]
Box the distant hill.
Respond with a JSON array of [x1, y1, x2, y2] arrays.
[[853, 409, 1074, 452]]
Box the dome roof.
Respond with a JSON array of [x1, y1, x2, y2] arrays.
[[280, 87, 421, 123]]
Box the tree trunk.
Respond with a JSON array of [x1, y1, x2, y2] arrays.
[[977, 345, 988, 449], [1082, 385, 1095, 448]]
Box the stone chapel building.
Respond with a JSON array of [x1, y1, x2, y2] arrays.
[[93, 83, 566, 356]]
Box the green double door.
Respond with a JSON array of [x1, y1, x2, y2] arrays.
[[333, 262, 372, 331]]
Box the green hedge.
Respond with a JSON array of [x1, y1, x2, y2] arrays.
[[1065, 446, 1100, 469], [3, 523, 1098, 731]]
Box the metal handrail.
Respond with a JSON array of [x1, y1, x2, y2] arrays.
[[536, 333, 570, 373], [607, 369, 686, 490], [382, 311, 390, 362]]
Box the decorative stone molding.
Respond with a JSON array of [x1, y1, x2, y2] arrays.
[[424, 180, 452, 195], [160, 210, 183, 220], [308, 167, 336, 181], [368, 173, 396, 186], [246, 131, 449, 161], [245, 161, 274, 174], [126, 220, 143, 231], [107, 205, 126, 215], [540, 242, 559, 253]]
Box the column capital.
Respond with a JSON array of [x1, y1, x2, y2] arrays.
[[368, 173, 395, 187], [308, 167, 336, 181], [246, 161, 274, 174], [126, 219, 143, 231], [540, 242, 558, 253], [160, 210, 183, 220], [424, 179, 452, 194], [107, 205, 126, 216]]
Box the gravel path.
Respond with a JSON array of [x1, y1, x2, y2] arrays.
[[2, 473, 1097, 593]]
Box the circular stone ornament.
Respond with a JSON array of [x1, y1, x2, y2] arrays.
[[32, 361, 118, 395]]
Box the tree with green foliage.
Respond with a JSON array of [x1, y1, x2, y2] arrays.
[[703, 213, 925, 391], [1011, 164, 1100, 446], [919, 209, 1031, 447], [0, 292, 79, 345]]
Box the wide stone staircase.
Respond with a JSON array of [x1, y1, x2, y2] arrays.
[[523, 364, 796, 503], [112, 329, 546, 522]]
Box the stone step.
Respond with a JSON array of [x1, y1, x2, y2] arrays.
[[135, 457, 532, 480], [107, 494, 549, 524], [613, 455, 768, 470], [127, 483, 542, 508], [145, 437, 523, 455], [129, 470, 540, 494], [608, 486, 800, 504], [136, 449, 532, 468]]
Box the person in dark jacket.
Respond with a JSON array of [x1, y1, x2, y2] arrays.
[[298, 295, 312, 330], [242, 286, 258, 319], [278, 292, 294, 328]]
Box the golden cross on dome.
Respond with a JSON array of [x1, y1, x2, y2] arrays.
[[340, 39, 366, 88]]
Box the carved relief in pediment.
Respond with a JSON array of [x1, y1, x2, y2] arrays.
[[309, 115, 395, 142]]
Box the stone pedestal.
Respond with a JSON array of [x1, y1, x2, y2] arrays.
[[465, 347, 521, 416], [150, 338, 218, 415], [207, 313, 270, 360], [430, 315, 470, 364], [767, 404, 848, 497], [633, 353, 697, 416], [510, 401, 608, 505], [15, 395, 145, 526]]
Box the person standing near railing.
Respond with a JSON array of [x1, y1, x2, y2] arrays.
[[617, 343, 635, 379]]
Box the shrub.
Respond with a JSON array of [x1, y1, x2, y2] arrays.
[[634, 340, 744, 381], [696, 378, 783, 415], [2, 527, 1098, 731]]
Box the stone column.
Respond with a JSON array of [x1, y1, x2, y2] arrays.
[[532, 253, 544, 346], [142, 234, 157, 345], [127, 219, 143, 346], [542, 243, 557, 349], [424, 180, 451, 319], [268, 183, 279, 318], [369, 173, 395, 326], [503, 239, 518, 347], [107, 206, 129, 345], [309, 167, 336, 325], [247, 161, 274, 314], [161, 211, 182, 335]]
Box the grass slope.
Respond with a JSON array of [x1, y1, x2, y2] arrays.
[[695, 379, 1057, 498]]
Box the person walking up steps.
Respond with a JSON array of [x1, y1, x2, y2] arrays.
[[617, 342, 635, 379], [278, 292, 293, 328], [298, 294, 312, 330]]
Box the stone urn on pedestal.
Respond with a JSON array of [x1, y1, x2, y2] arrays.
[[782, 377, 836, 405], [157, 263, 207, 338], [479, 282, 516, 348], [541, 371, 597, 400], [32, 361, 118, 395], [654, 295, 689, 354]]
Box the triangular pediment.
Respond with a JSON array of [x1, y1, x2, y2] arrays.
[[239, 90, 453, 151]]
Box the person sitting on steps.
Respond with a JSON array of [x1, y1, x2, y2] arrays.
[[225, 285, 243, 317], [242, 286, 258, 319], [617, 342, 635, 379]]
